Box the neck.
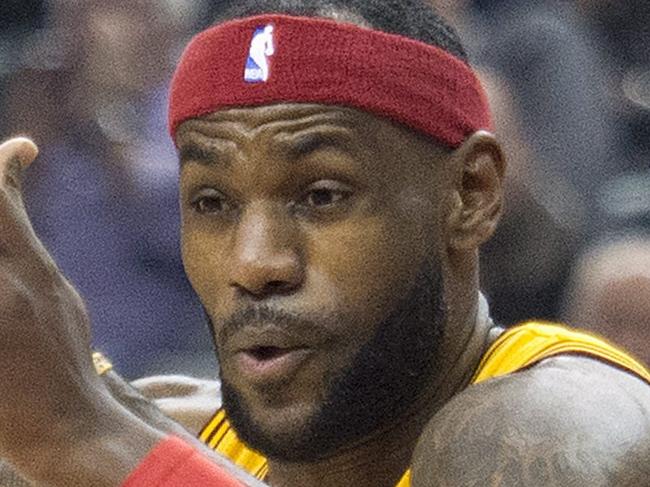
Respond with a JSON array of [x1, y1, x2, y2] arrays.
[[266, 286, 496, 487], [433, 251, 497, 399]]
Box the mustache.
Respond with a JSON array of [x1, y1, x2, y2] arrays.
[[215, 304, 335, 348]]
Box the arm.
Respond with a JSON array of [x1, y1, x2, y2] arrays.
[[411, 356, 650, 487], [0, 138, 266, 486], [104, 372, 220, 445], [0, 372, 254, 486], [105, 372, 271, 485], [127, 374, 222, 436], [0, 371, 215, 487]]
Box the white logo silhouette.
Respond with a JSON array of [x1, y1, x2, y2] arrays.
[[245, 25, 275, 83]]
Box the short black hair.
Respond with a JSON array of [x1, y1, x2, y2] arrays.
[[214, 0, 468, 62]]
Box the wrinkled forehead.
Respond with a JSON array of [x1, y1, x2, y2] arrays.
[[176, 103, 380, 142], [177, 103, 360, 133], [174, 102, 448, 162]]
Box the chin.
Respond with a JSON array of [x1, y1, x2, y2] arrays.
[[252, 400, 317, 440], [223, 379, 328, 461]]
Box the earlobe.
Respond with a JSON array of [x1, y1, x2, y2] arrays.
[[448, 131, 506, 250]]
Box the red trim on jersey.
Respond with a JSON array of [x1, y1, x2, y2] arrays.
[[122, 436, 245, 487], [169, 14, 491, 148]]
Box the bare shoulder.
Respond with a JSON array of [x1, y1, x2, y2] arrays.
[[131, 374, 222, 435], [411, 356, 650, 487]]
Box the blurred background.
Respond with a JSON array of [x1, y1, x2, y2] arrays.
[[0, 0, 647, 378]]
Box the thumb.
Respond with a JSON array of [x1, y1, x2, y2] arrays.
[[0, 137, 39, 191]]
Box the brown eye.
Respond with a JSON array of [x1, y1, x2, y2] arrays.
[[191, 188, 231, 214], [306, 188, 340, 207], [301, 182, 351, 209]]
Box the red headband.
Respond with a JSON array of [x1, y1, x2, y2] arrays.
[[169, 14, 492, 148]]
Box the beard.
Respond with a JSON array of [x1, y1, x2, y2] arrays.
[[212, 258, 446, 463]]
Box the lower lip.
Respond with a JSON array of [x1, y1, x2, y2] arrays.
[[234, 348, 312, 384]]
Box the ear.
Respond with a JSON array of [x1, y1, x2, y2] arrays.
[[447, 131, 506, 250]]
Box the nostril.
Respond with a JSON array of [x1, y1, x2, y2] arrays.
[[264, 280, 294, 293], [232, 279, 298, 299]]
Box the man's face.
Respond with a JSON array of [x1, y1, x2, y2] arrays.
[[177, 103, 455, 460]]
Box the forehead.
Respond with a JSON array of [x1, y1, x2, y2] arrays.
[[174, 102, 446, 156], [177, 103, 361, 139]]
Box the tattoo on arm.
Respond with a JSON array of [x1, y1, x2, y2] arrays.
[[411, 364, 650, 487]]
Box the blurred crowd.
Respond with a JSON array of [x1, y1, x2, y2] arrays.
[[0, 0, 234, 378], [0, 0, 648, 378]]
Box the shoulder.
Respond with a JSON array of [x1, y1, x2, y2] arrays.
[[131, 374, 222, 436], [411, 356, 650, 487]]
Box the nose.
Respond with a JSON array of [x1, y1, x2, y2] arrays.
[[229, 204, 304, 298]]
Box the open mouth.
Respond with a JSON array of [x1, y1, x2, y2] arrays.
[[246, 346, 292, 361], [235, 346, 312, 384]]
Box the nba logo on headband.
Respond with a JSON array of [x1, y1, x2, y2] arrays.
[[170, 15, 493, 146], [245, 24, 275, 83]]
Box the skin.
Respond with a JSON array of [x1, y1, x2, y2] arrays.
[[176, 102, 505, 487], [0, 373, 225, 486], [411, 356, 650, 487], [0, 138, 266, 487], [0, 97, 505, 486], [0, 90, 647, 487]]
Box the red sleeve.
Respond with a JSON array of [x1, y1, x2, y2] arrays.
[[122, 436, 246, 487]]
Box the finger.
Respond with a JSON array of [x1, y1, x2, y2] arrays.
[[0, 137, 38, 234], [0, 137, 38, 194], [0, 138, 48, 261]]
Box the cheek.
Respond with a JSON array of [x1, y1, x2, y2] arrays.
[[308, 214, 429, 331]]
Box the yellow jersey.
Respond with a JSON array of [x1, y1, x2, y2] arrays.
[[199, 322, 650, 487]]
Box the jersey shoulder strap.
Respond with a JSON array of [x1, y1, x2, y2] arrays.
[[472, 321, 650, 384]]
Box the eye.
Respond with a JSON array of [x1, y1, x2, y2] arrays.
[[299, 181, 352, 209], [306, 188, 341, 207], [190, 188, 232, 214]]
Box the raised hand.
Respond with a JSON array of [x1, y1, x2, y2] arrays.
[[0, 137, 122, 476], [0, 138, 266, 486]]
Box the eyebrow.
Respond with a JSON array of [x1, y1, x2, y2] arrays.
[[279, 130, 356, 160], [178, 142, 227, 169]]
